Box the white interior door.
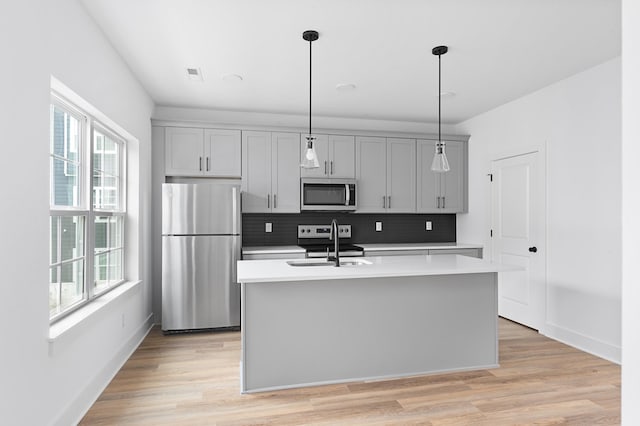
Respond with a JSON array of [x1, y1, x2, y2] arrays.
[[491, 151, 545, 330]]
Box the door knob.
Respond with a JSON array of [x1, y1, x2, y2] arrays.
[[528, 247, 538, 253]]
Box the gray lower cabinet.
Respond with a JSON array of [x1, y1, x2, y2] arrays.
[[241, 131, 300, 213], [242, 252, 305, 260], [429, 248, 482, 258], [365, 247, 482, 258], [366, 250, 429, 257], [417, 140, 466, 213]]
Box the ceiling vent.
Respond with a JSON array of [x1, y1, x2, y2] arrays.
[[186, 68, 203, 81]]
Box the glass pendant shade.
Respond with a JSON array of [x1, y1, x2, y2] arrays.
[[431, 142, 450, 172], [301, 135, 320, 169]]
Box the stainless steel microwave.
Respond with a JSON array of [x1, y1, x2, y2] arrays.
[[300, 178, 357, 211]]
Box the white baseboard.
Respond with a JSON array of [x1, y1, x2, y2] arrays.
[[53, 313, 154, 426], [542, 322, 621, 364]]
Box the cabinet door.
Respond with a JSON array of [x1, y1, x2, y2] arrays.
[[439, 141, 465, 213], [386, 138, 416, 213], [329, 135, 356, 178], [205, 129, 241, 177], [300, 134, 329, 178], [241, 131, 272, 213], [272, 132, 301, 213], [165, 127, 204, 176], [355, 136, 387, 213], [416, 140, 440, 212]]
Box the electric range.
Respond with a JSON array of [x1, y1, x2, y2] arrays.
[[296, 224, 364, 258]]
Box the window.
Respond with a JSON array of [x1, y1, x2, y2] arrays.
[[49, 94, 126, 321]]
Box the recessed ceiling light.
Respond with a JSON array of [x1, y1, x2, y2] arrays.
[[336, 83, 356, 91], [186, 68, 203, 81], [222, 73, 243, 82]]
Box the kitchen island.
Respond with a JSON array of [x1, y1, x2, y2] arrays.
[[237, 254, 517, 393]]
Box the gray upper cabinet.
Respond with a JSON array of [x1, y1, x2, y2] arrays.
[[271, 132, 301, 212], [386, 138, 417, 213], [165, 127, 204, 176], [205, 129, 242, 177], [417, 140, 466, 213], [356, 136, 416, 213], [165, 127, 241, 177], [242, 131, 300, 213], [300, 134, 355, 179], [355, 136, 387, 212]]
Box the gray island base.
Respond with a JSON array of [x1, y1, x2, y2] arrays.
[[237, 255, 515, 393]]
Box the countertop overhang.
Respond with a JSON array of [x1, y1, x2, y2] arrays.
[[237, 254, 519, 283]]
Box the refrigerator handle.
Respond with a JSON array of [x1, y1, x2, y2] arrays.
[[267, 193, 270, 208]]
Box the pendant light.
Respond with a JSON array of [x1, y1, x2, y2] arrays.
[[301, 30, 320, 169], [431, 45, 450, 173]]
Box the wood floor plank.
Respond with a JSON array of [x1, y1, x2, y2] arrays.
[[80, 318, 620, 425]]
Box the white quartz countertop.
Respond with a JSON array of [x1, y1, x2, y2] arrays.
[[241, 245, 306, 255], [237, 254, 519, 283], [241, 242, 482, 255], [359, 243, 483, 251]]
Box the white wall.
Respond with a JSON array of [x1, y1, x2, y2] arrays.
[[456, 58, 622, 362], [622, 0, 640, 422], [0, 1, 154, 425]]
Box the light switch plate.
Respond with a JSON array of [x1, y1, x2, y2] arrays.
[[265, 222, 272, 233], [375, 221, 382, 232], [426, 221, 432, 231]]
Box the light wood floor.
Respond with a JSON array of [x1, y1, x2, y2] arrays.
[[81, 318, 620, 425]]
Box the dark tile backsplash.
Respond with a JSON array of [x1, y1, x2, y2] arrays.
[[242, 213, 456, 246]]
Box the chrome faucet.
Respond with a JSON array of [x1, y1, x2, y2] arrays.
[[328, 218, 340, 267]]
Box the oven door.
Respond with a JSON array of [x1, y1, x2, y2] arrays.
[[300, 178, 357, 211]]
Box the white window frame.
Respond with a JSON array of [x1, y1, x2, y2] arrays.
[[49, 92, 127, 322]]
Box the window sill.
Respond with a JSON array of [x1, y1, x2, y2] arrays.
[[48, 280, 142, 342]]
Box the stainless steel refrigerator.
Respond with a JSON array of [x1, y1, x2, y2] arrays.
[[161, 183, 241, 332]]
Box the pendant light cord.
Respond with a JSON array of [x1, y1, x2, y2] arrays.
[[309, 37, 312, 137], [438, 52, 441, 148]]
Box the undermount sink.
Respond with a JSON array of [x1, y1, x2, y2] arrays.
[[286, 258, 372, 267]]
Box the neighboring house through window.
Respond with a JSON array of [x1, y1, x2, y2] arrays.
[[49, 93, 126, 321]]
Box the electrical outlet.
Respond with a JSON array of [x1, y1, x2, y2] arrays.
[[375, 221, 382, 232], [265, 222, 272, 233], [426, 221, 432, 231]]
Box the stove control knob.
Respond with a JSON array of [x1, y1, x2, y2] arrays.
[[301, 229, 305, 233], [306, 228, 311, 233]]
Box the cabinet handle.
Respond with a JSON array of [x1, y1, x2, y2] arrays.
[[383, 195, 386, 208], [199, 157, 203, 171], [273, 194, 277, 209], [437, 196, 440, 208], [267, 194, 270, 209], [330, 161, 334, 175], [206, 157, 210, 172], [324, 161, 328, 175], [442, 196, 445, 209], [388, 195, 391, 208]]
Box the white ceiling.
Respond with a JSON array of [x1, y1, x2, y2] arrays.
[[80, 0, 620, 124]]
